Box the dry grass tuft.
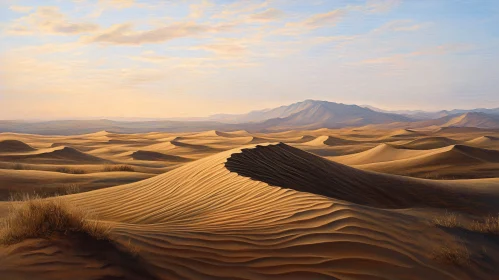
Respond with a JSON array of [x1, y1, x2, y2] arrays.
[[9, 184, 82, 201], [432, 211, 461, 228], [0, 197, 110, 245], [432, 239, 470, 266], [470, 215, 499, 234], [55, 167, 86, 174], [103, 165, 135, 172], [432, 211, 499, 235]]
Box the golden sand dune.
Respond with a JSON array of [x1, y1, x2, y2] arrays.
[[0, 140, 36, 153], [302, 135, 357, 146], [131, 150, 190, 162], [2, 143, 498, 279], [332, 143, 430, 165], [0, 147, 109, 164], [397, 136, 458, 149], [0, 169, 152, 200], [385, 128, 425, 138], [466, 135, 499, 146], [350, 144, 499, 179]]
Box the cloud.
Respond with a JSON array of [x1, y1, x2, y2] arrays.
[[189, 0, 213, 19], [374, 20, 430, 33], [9, 5, 33, 13], [6, 6, 99, 35], [286, 9, 345, 29], [86, 22, 234, 45], [98, 0, 135, 9], [249, 8, 284, 22], [212, 1, 269, 20], [365, 0, 401, 13], [193, 43, 246, 57]]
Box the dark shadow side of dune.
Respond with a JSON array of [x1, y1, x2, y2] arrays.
[[225, 143, 499, 214]]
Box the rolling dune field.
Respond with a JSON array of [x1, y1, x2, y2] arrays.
[[1, 128, 499, 279]]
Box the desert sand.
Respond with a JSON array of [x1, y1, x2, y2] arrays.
[[1, 127, 499, 279]]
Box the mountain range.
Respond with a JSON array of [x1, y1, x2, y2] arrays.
[[2, 100, 499, 134]]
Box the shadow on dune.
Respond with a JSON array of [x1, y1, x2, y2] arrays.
[[225, 143, 499, 214]]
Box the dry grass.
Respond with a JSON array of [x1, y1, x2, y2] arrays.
[[432, 211, 461, 228], [103, 165, 135, 172], [0, 196, 110, 245], [9, 184, 82, 200], [432, 239, 470, 266], [432, 211, 499, 235], [469, 215, 499, 234], [55, 167, 86, 174]]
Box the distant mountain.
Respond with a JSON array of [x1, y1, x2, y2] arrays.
[[205, 100, 328, 124], [442, 112, 499, 129], [3, 101, 499, 135], [363, 105, 499, 120], [243, 100, 413, 131]]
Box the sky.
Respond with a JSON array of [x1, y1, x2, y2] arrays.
[[0, 0, 498, 119]]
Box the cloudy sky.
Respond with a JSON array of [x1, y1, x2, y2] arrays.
[[1, 0, 498, 119]]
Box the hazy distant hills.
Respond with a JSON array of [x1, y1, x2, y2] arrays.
[[243, 100, 412, 131], [364, 105, 499, 120], [2, 100, 499, 134]]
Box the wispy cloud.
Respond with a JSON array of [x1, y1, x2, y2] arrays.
[[86, 21, 235, 45], [249, 8, 284, 22], [287, 9, 345, 29], [6, 6, 99, 35], [374, 19, 431, 33], [9, 5, 34, 13]]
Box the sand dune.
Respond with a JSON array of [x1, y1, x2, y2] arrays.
[[350, 144, 499, 179], [0, 147, 108, 164], [2, 143, 497, 279], [302, 135, 356, 146], [398, 136, 458, 149], [332, 143, 431, 165], [3, 131, 499, 279], [0, 169, 151, 200], [0, 140, 36, 153], [386, 128, 424, 138], [131, 150, 190, 162], [466, 135, 499, 146]]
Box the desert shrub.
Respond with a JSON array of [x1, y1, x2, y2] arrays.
[[432, 239, 470, 266], [103, 165, 135, 172], [0, 197, 110, 245], [55, 167, 86, 174]]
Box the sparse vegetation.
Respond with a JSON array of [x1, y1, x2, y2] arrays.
[[0, 197, 111, 245], [432, 240, 470, 266], [432, 211, 499, 235], [432, 211, 461, 228], [103, 165, 135, 172], [9, 184, 82, 200], [469, 215, 499, 234], [55, 167, 86, 174]]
